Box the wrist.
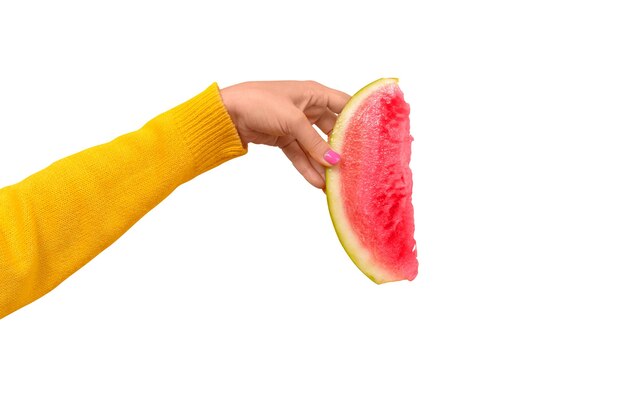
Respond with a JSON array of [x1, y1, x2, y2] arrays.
[[168, 82, 248, 181], [219, 86, 248, 149]]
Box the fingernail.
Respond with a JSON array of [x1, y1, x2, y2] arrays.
[[324, 149, 341, 165]]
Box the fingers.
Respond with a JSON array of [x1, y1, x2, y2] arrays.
[[309, 81, 351, 114], [281, 139, 325, 189], [325, 87, 351, 114], [315, 110, 338, 136], [287, 111, 339, 168], [305, 147, 327, 181]]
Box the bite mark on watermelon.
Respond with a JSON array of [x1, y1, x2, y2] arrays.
[[326, 78, 418, 284]]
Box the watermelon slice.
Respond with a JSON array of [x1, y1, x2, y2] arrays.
[[326, 78, 418, 284]]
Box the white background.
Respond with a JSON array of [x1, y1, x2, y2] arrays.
[[1, 0, 625, 415]]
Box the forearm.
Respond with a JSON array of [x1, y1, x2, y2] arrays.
[[0, 83, 246, 319]]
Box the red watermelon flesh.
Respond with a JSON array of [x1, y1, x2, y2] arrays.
[[326, 78, 418, 284]]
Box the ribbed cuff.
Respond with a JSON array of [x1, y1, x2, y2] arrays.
[[169, 82, 247, 180]]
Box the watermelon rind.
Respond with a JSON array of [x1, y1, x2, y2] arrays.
[[326, 78, 412, 284]]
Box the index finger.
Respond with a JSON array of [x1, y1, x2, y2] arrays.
[[324, 85, 351, 114], [308, 81, 351, 114]]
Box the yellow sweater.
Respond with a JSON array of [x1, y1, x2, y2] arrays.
[[0, 83, 247, 319]]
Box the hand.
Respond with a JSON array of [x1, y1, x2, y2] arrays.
[[220, 81, 351, 189]]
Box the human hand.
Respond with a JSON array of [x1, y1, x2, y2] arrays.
[[220, 81, 351, 189]]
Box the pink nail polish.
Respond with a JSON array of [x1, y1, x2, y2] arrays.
[[324, 149, 341, 165]]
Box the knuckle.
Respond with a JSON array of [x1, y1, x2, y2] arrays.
[[295, 112, 309, 129], [304, 80, 320, 88], [311, 139, 329, 156], [285, 112, 303, 134], [303, 80, 322, 98]]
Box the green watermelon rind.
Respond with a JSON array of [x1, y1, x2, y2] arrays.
[[326, 78, 409, 284]]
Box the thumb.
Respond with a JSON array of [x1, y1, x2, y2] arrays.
[[287, 110, 340, 167]]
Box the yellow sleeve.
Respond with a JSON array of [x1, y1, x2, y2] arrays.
[[0, 82, 247, 319]]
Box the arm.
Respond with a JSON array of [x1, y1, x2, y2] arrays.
[[0, 80, 349, 320], [0, 83, 246, 319]]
